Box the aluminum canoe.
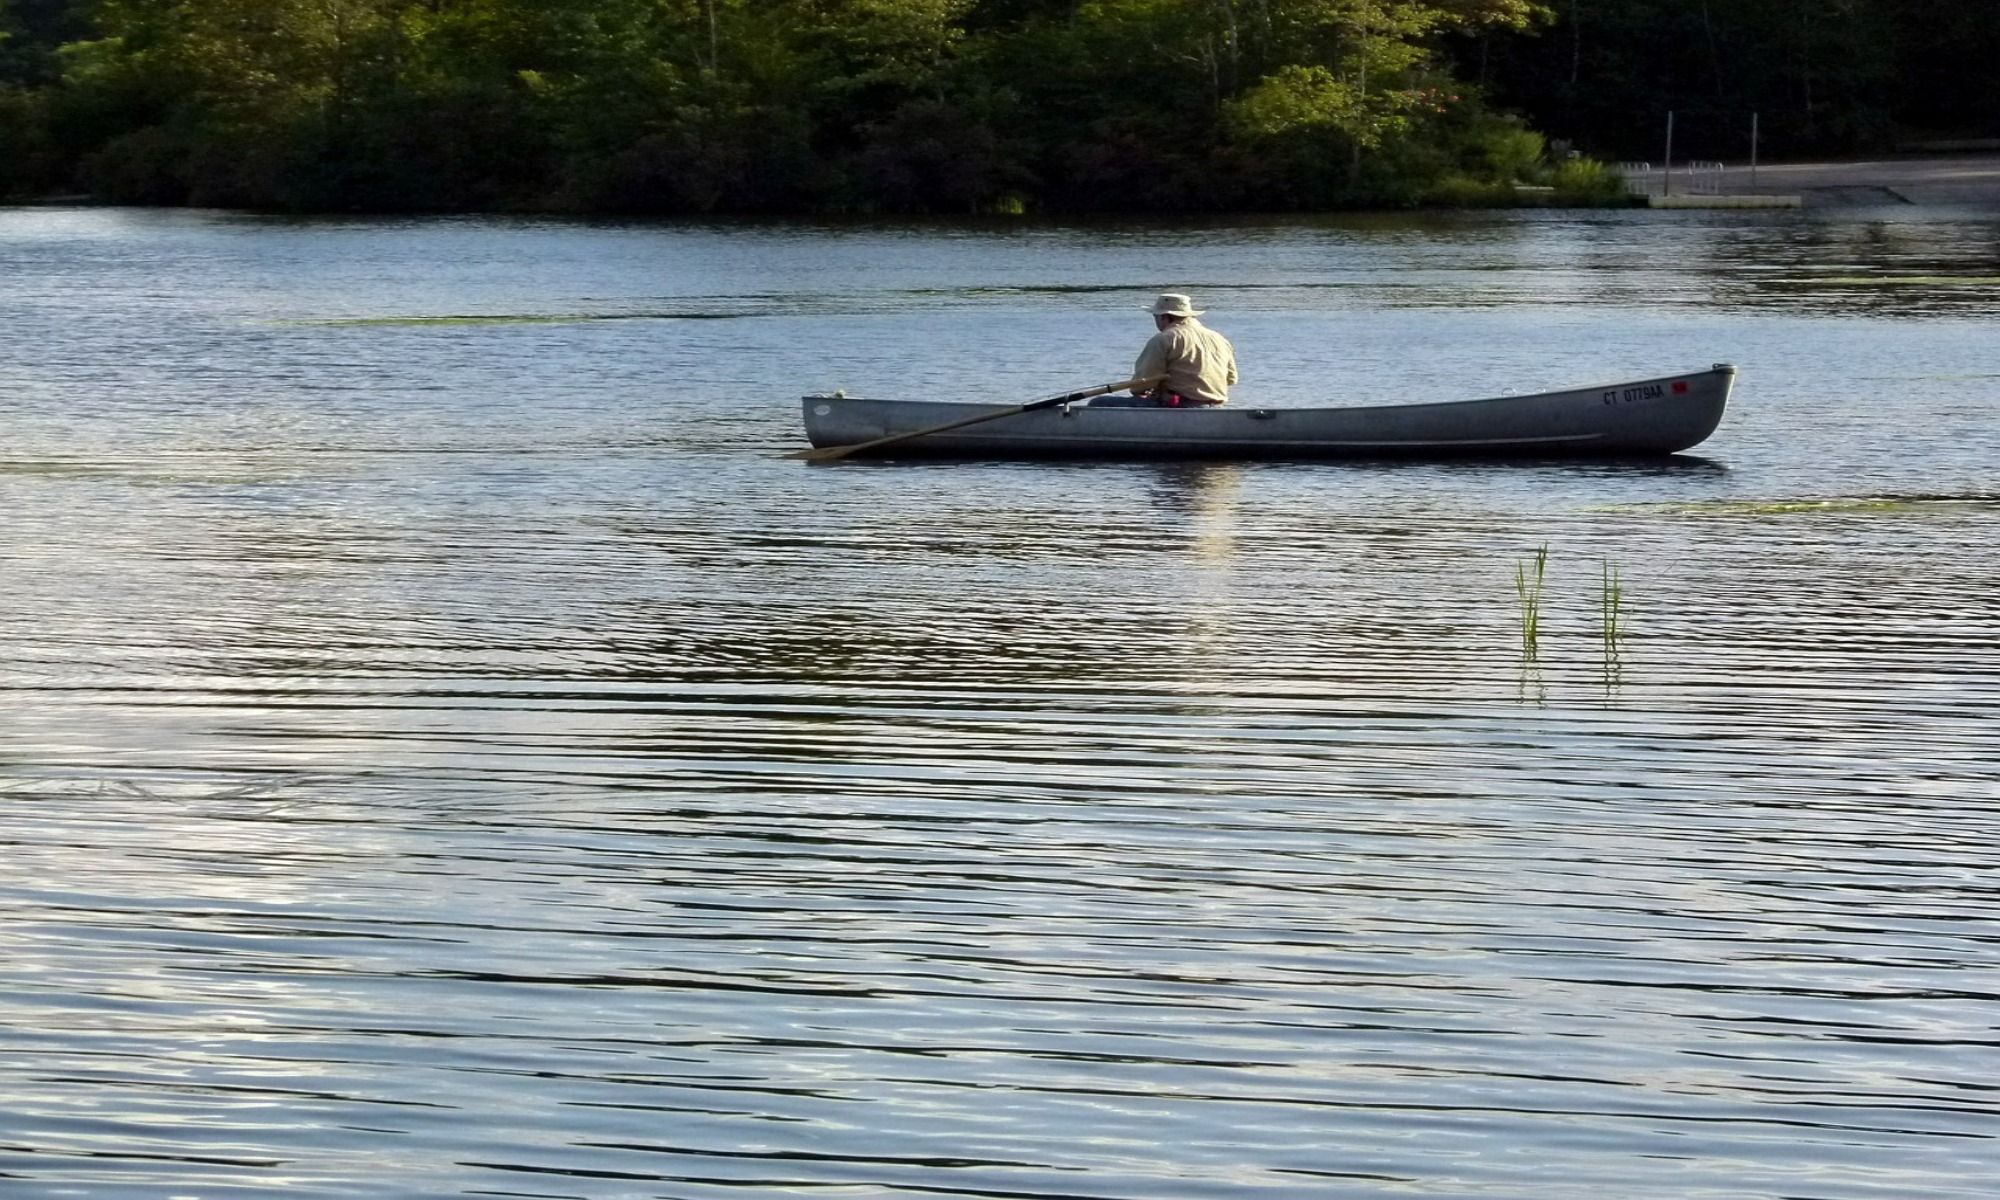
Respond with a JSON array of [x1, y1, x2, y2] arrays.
[[800, 365, 1734, 459]]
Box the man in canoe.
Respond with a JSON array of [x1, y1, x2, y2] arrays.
[[1097, 292, 1237, 407]]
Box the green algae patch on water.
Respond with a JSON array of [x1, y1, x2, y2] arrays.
[[285, 314, 601, 327], [1603, 497, 1999, 517], [1675, 498, 1920, 515], [279, 311, 757, 327], [1818, 275, 2000, 286], [1771, 275, 2000, 288], [0, 460, 119, 477]]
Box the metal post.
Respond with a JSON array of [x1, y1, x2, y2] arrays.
[[1664, 110, 1675, 195], [1750, 112, 1760, 189]]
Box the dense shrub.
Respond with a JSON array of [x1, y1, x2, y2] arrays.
[[1551, 158, 1630, 205]]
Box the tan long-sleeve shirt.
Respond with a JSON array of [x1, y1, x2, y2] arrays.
[[1133, 318, 1237, 404]]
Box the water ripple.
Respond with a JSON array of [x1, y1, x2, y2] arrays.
[[3, 207, 1998, 1198]]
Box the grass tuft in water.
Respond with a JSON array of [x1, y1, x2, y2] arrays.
[[1514, 544, 1548, 660], [1601, 559, 1625, 669]]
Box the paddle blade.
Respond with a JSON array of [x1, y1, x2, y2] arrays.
[[783, 443, 859, 462]]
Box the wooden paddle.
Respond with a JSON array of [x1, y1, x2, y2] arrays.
[[787, 375, 1163, 462]]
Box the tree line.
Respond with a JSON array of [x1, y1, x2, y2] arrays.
[[0, 0, 1990, 213]]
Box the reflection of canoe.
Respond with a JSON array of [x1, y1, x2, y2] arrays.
[[802, 365, 1735, 459]]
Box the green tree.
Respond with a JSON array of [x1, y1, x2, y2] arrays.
[[32, 0, 1969, 212], [1218, 0, 1544, 203]]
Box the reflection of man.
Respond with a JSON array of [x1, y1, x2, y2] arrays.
[[1131, 292, 1236, 406]]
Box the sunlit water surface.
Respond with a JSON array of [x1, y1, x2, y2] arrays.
[[2, 206, 1997, 1198]]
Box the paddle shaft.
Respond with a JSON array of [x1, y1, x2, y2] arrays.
[[789, 375, 1162, 462]]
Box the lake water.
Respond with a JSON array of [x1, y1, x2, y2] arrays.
[[2, 205, 1996, 1199]]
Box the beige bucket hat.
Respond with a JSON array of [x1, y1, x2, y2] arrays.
[[1144, 292, 1204, 317]]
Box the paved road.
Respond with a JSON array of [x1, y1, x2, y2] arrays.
[[1628, 154, 2000, 206]]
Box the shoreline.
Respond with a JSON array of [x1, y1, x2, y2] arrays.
[[10, 154, 2000, 216]]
